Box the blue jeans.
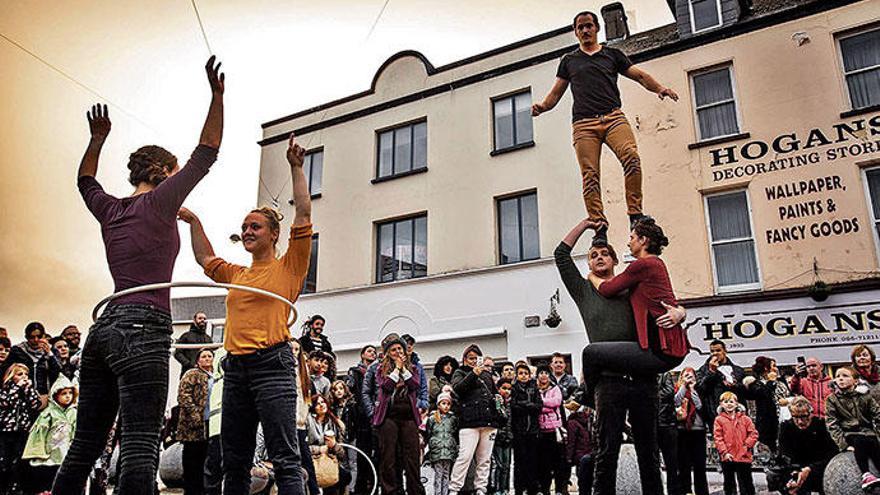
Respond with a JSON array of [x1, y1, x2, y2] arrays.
[[53, 304, 172, 495], [221, 343, 304, 495]]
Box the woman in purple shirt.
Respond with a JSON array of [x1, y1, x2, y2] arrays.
[[53, 57, 224, 495]]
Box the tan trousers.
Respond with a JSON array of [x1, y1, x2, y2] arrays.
[[572, 109, 643, 225], [449, 426, 497, 491]]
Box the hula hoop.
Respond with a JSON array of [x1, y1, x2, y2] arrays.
[[339, 442, 378, 495], [91, 281, 298, 328]]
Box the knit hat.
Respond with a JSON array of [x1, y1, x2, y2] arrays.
[[462, 343, 483, 361], [437, 391, 453, 405], [382, 333, 405, 354]]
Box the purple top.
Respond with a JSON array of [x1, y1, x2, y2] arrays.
[[78, 145, 218, 313], [371, 367, 421, 426]]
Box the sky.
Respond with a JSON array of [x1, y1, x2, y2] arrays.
[[0, 0, 674, 339]]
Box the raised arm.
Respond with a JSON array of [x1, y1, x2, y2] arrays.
[[199, 56, 225, 148], [287, 133, 311, 227], [623, 65, 679, 101], [531, 77, 569, 116], [177, 208, 218, 268], [78, 104, 111, 178]]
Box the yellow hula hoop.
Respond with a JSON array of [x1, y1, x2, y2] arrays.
[[91, 281, 298, 329]]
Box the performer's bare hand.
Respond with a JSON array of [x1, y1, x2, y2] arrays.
[[205, 55, 225, 95], [177, 207, 199, 224], [658, 87, 679, 101], [581, 219, 603, 230], [286, 133, 305, 168], [531, 102, 547, 117], [657, 301, 685, 328], [87, 104, 111, 142]]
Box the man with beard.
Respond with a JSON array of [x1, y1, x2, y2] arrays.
[[61, 325, 83, 369], [555, 219, 685, 495], [173, 312, 213, 377]]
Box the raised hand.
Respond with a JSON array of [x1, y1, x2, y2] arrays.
[[531, 102, 546, 117], [87, 104, 111, 142], [658, 87, 679, 101], [286, 133, 305, 168], [205, 55, 225, 95], [177, 207, 199, 225]]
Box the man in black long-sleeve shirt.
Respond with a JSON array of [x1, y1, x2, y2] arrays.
[[778, 396, 838, 494], [555, 218, 686, 495]]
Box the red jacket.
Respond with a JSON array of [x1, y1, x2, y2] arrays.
[[713, 408, 758, 463], [597, 256, 689, 358], [790, 374, 833, 418]]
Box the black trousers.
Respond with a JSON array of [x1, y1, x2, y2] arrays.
[[354, 426, 375, 494], [657, 425, 681, 495], [847, 434, 880, 474], [512, 435, 539, 495], [182, 439, 209, 495], [677, 429, 709, 495], [720, 462, 754, 495], [536, 431, 567, 494], [221, 344, 304, 495], [53, 304, 172, 495], [203, 435, 222, 495], [592, 375, 662, 495], [576, 454, 594, 495]]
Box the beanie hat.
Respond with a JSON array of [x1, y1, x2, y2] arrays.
[[437, 391, 453, 405], [382, 333, 405, 354]]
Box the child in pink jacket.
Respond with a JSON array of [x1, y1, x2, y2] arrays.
[[713, 391, 758, 495]]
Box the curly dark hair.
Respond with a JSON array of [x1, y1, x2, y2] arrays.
[[433, 355, 459, 380], [127, 146, 177, 187], [632, 217, 670, 255]]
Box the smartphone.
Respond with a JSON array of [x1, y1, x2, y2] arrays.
[[476, 356, 484, 367], [797, 356, 807, 376]]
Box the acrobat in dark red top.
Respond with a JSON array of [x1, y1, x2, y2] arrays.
[[597, 256, 690, 358]]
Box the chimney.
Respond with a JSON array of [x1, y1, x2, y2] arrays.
[[601, 3, 630, 41]]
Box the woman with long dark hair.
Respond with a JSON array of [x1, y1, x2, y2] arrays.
[[307, 394, 351, 495], [675, 367, 709, 495], [180, 132, 311, 495], [429, 355, 459, 411], [53, 57, 224, 495], [372, 337, 424, 495]]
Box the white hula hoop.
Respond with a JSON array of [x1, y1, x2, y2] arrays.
[[91, 281, 298, 328], [339, 442, 378, 495]]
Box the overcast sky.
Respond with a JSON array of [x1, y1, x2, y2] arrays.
[[0, 0, 673, 337]]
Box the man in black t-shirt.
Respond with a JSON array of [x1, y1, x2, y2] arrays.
[[533, 11, 679, 246]]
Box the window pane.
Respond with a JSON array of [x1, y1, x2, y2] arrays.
[[309, 152, 323, 195], [414, 216, 427, 278], [520, 194, 540, 260], [868, 169, 880, 220], [303, 236, 318, 294], [413, 122, 427, 169], [697, 102, 739, 139], [714, 240, 759, 287], [691, 0, 719, 31], [394, 127, 412, 174], [378, 223, 394, 282], [499, 198, 521, 264], [303, 155, 312, 195], [395, 219, 413, 280], [514, 92, 534, 144], [846, 69, 880, 109], [378, 131, 393, 178], [693, 69, 733, 107], [707, 192, 751, 241], [494, 98, 514, 150], [840, 30, 880, 72]]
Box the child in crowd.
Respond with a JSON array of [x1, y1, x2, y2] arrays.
[[310, 351, 332, 398], [566, 405, 596, 495], [21, 376, 78, 494], [712, 391, 758, 495], [826, 366, 880, 490], [489, 378, 513, 495], [0, 363, 43, 494], [511, 362, 541, 495], [426, 391, 458, 495]]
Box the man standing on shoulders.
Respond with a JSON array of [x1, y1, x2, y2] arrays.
[[174, 311, 213, 377], [533, 10, 678, 246], [696, 340, 746, 428], [790, 357, 833, 418]]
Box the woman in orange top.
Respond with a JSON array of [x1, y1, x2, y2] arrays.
[[178, 133, 311, 495]]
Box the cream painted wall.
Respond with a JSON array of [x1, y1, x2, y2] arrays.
[[260, 2, 880, 300]]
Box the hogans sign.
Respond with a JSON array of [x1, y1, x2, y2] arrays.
[[680, 288, 880, 367]]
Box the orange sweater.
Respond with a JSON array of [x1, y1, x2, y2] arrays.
[[205, 223, 312, 354]]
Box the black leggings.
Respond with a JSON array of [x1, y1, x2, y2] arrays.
[[582, 341, 682, 376], [847, 434, 880, 473]]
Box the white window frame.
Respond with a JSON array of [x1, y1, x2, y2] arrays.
[[688, 0, 723, 34], [703, 189, 763, 294], [689, 63, 743, 142], [862, 165, 880, 264], [835, 24, 880, 111]]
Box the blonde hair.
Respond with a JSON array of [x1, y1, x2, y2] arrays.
[[719, 391, 738, 403], [251, 207, 283, 245], [2, 363, 29, 385]]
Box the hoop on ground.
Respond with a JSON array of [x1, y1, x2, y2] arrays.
[[91, 281, 298, 327], [339, 443, 378, 495]]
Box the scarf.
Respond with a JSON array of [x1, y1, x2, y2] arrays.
[[857, 364, 880, 384], [675, 383, 697, 430]]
